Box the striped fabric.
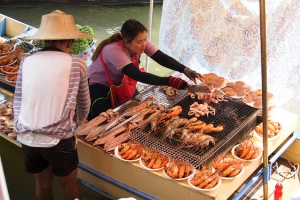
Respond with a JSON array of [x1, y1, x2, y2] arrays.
[[13, 52, 90, 139]]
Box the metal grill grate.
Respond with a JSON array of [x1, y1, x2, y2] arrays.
[[134, 85, 188, 109], [130, 95, 260, 169]]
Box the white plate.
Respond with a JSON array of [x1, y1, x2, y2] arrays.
[[5, 75, 17, 83], [114, 146, 140, 162], [188, 175, 222, 191], [139, 157, 167, 171], [162, 167, 195, 180], [221, 166, 245, 180], [1, 67, 18, 75], [0, 70, 7, 75], [0, 59, 17, 67], [231, 144, 262, 162], [253, 128, 282, 142]]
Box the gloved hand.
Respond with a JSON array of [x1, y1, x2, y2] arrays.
[[184, 67, 203, 84], [168, 76, 188, 90]]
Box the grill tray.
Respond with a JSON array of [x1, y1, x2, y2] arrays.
[[130, 96, 260, 169]]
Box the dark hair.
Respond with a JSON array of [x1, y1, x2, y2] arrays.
[[92, 19, 147, 61]]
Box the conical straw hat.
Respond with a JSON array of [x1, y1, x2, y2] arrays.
[[23, 10, 93, 40]]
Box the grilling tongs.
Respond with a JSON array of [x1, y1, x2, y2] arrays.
[[187, 85, 211, 93]]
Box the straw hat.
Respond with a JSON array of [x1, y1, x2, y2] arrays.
[[23, 10, 93, 40]]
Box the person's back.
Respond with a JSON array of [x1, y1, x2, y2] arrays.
[[13, 10, 92, 200], [19, 51, 72, 128]]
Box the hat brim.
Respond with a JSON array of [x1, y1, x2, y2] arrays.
[[23, 32, 93, 40], [22, 10, 94, 40]]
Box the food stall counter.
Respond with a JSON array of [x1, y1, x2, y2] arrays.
[[76, 107, 298, 200]]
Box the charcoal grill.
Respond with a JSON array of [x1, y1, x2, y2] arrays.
[[130, 95, 260, 169]]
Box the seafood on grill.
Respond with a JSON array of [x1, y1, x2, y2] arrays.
[[254, 119, 282, 138], [93, 124, 129, 146], [140, 148, 169, 170], [188, 102, 216, 117], [160, 86, 179, 97], [233, 139, 261, 160], [187, 89, 227, 104], [212, 155, 245, 178], [163, 159, 194, 179], [157, 105, 182, 124], [104, 131, 131, 152], [75, 109, 119, 136], [124, 96, 158, 116], [149, 116, 222, 150], [189, 166, 220, 189], [187, 119, 223, 133], [179, 131, 217, 150], [94, 122, 138, 151], [115, 141, 144, 161]]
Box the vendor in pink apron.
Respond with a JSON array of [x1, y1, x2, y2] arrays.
[[88, 18, 202, 120]]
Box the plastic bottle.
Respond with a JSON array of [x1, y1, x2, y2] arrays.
[[274, 183, 283, 200]]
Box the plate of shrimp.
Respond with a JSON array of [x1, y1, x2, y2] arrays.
[[114, 142, 143, 162], [188, 167, 222, 191], [162, 160, 195, 180], [231, 139, 263, 162], [211, 156, 245, 180], [139, 149, 169, 171]]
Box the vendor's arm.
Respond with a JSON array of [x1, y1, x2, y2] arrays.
[[150, 50, 186, 73], [147, 45, 203, 83], [121, 63, 187, 90]]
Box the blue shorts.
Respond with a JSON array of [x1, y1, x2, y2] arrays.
[[21, 136, 79, 177]]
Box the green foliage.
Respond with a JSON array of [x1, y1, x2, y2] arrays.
[[71, 24, 95, 55]]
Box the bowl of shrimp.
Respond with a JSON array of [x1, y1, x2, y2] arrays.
[[114, 142, 143, 162], [188, 167, 222, 191], [162, 160, 195, 181], [211, 156, 245, 180], [139, 149, 169, 171], [231, 140, 263, 162], [253, 119, 282, 141]]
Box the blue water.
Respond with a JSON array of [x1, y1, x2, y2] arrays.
[[0, 4, 173, 76]]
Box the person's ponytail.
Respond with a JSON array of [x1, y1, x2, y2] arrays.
[[91, 33, 122, 61]]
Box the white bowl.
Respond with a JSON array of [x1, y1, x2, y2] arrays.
[[139, 157, 167, 171], [220, 166, 245, 180], [231, 144, 262, 162], [114, 146, 140, 162], [188, 175, 222, 191], [5, 75, 17, 83], [253, 123, 282, 142], [1, 66, 18, 75], [163, 166, 195, 181], [0, 58, 17, 67]]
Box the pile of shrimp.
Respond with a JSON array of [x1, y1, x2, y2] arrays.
[[164, 159, 194, 179], [117, 141, 144, 160], [140, 148, 169, 169], [187, 89, 227, 104], [189, 166, 220, 189], [234, 139, 260, 160], [212, 155, 244, 177], [254, 119, 282, 138]]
